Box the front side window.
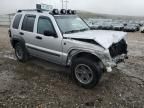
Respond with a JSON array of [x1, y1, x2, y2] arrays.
[[21, 15, 36, 32], [37, 16, 55, 35], [13, 14, 22, 29]]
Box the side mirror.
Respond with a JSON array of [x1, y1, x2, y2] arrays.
[[43, 30, 57, 37]]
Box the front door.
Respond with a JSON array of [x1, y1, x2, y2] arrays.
[[28, 15, 63, 64]]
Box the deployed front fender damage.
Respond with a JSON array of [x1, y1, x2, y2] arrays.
[[66, 49, 111, 68]]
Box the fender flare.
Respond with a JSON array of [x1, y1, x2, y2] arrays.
[[66, 49, 102, 66]]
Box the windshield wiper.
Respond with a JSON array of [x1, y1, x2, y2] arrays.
[[64, 28, 89, 34], [79, 28, 89, 32], [64, 30, 80, 34]]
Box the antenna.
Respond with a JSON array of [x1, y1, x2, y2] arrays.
[[64, 0, 69, 9], [61, 0, 64, 9]]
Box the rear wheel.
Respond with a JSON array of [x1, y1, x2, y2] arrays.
[[71, 58, 103, 89], [15, 42, 29, 62]]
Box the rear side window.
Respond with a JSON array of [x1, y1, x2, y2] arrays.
[[12, 14, 22, 29], [21, 15, 36, 32]]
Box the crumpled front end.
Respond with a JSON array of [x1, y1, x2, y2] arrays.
[[109, 39, 128, 59], [100, 39, 128, 72]]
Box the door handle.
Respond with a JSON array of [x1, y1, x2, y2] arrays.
[[19, 32, 24, 35], [36, 36, 42, 40]]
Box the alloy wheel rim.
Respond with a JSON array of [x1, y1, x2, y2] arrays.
[[75, 64, 93, 84]]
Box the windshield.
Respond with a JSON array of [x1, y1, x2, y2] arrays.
[[54, 15, 90, 34]]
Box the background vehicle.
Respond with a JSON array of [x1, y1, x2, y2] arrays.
[[123, 25, 138, 32], [140, 26, 144, 33], [9, 5, 128, 88], [111, 23, 124, 31], [89, 24, 102, 30]]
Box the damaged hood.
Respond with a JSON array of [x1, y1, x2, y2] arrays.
[[63, 30, 127, 49]]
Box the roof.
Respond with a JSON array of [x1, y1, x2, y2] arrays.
[[17, 9, 77, 16]]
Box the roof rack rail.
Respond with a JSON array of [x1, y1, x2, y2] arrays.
[[17, 9, 50, 13]]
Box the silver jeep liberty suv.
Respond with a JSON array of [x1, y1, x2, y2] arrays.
[[9, 5, 128, 88]]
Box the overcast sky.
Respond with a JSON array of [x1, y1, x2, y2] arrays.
[[0, 0, 144, 16]]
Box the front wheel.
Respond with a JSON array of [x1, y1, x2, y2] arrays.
[[71, 58, 103, 89]]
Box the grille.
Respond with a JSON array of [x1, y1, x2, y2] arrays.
[[109, 39, 127, 58]]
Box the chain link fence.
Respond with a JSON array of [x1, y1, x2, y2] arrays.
[[0, 14, 15, 26]]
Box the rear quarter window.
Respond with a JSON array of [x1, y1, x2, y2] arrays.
[[12, 14, 22, 29], [21, 15, 36, 32]]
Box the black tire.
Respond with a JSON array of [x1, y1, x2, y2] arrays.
[[71, 58, 103, 89], [14, 42, 29, 62]]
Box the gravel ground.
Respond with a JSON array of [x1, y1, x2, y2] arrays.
[[0, 26, 144, 108]]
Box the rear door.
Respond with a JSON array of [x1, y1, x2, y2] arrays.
[[19, 14, 44, 56], [19, 14, 39, 54]]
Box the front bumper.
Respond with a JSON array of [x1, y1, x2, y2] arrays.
[[105, 54, 128, 72], [112, 54, 128, 66]]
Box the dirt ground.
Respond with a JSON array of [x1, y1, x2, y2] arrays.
[[0, 26, 144, 108]]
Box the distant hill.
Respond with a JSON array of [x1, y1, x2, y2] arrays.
[[78, 10, 144, 20], [1, 10, 144, 21]]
